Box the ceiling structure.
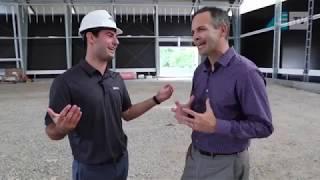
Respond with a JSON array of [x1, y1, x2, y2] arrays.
[[0, 0, 242, 15]]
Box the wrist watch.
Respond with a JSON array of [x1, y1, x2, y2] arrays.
[[153, 96, 161, 104]]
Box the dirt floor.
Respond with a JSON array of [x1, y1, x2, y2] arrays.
[[0, 79, 319, 180]]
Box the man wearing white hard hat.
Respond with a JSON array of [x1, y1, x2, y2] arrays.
[[44, 10, 174, 180]]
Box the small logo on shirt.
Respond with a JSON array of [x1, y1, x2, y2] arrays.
[[113, 86, 120, 90]]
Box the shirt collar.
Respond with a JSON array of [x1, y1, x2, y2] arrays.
[[80, 60, 112, 78], [80, 60, 97, 77], [219, 47, 236, 67], [201, 47, 236, 72]]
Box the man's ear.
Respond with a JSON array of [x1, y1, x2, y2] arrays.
[[86, 32, 95, 45], [220, 23, 229, 39]]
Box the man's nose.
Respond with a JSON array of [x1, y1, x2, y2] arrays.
[[192, 32, 199, 39], [192, 35, 199, 44], [114, 37, 119, 46]]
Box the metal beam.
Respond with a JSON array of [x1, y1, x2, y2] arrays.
[[16, 4, 26, 71], [11, 5, 21, 69], [232, 4, 241, 53], [303, 0, 314, 82], [111, 2, 116, 71], [64, 4, 72, 69], [155, 4, 160, 77], [272, 0, 282, 79]]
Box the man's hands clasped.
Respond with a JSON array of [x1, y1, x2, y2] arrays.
[[172, 97, 217, 133]]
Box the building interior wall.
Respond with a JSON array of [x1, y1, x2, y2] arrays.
[[27, 15, 66, 70], [0, 15, 16, 68], [241, 0, 320, 70]]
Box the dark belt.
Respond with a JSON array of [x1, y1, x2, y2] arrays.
[[194, 145, 240, 157]]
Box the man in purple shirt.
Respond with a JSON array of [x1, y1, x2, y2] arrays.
[[172, 7, 273, 180]]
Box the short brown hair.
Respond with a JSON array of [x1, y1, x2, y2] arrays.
[[193, 7, 230, 38]]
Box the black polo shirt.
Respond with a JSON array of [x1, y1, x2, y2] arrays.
[[45, 60, 132, 164]]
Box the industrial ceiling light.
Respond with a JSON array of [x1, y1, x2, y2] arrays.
[[4, 5, 8, 22], [191, 8, 194, 15], [70, 0, 76, 15], [71, 6, 76, 14], [228, 9, 233, 16], [27, 6, 35, 15]]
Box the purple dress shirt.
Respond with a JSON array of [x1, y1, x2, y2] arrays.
[[191, 47, 273, 154]]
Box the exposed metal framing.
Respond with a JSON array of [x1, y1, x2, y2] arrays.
[[272, 0, 282, 79], [158, 37, 192, 42], [65, 4, 72, 69], [0, 58, 20, 62], [240, 26, 274, 38], [232, 4, 241, 53], [0, 35, 195, 39], [15, 4, 24, 70], [2, 1, 318, 81], [0, 1, 240, 77], [303, 0, 314, 82], [111, 1, 116, 71], [11, 6, 21, 69], [115, 68, 156, 72], [155, 4, 160, 77], [240, 12, 320, 38]]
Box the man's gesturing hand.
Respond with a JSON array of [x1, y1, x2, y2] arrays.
[[181, 98, 217, 133], [171, 95, 195, 126], [155, 84, 174, 103], [47, 104, 82, 134]]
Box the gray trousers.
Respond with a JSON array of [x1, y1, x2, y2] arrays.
[[181, 145, 249, 180]]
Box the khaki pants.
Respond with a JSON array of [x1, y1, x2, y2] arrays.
[[181, 145, 249, 180]]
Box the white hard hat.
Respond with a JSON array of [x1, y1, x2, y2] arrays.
[[79, 10, 123, 35]]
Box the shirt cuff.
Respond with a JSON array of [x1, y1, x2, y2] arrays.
[[214, 119, 232, 135]]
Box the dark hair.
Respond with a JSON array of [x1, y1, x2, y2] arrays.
[[193, 7, 230, 38], [81, 27, 116, 50]]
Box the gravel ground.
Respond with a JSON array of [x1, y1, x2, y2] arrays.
[[0, 79, 319, 180]]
